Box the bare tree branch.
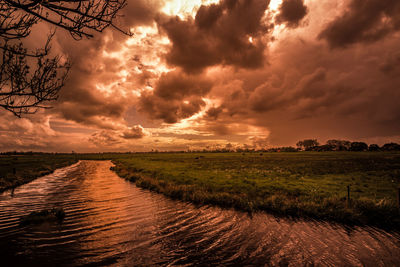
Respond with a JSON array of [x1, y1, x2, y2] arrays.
[[0, 0, 130, 116]]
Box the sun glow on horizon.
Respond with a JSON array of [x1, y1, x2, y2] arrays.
[[96, 0, 283, 149]]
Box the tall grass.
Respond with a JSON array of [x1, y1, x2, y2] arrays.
[[2, 152, 399, 229], [111, 152, 400, 229]]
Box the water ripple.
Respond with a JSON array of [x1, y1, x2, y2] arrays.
[[1, 160, 400, 266]]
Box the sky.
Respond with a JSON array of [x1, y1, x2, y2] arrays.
[[3, 0, 400, 152]]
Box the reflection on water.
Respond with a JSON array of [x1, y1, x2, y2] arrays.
[[1, 161, 400, 266]]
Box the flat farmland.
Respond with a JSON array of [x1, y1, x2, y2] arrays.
[[2, 152, 400, 229], [112, 152, 400, 229], [0, 154, 77, 192]]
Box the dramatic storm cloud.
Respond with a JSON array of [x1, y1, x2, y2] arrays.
[[158, 0, 271, 73], [319, 0, 400, 48], [276, 0, 308, 28], [139, 70, 213, 123], [3, 0, 400, 152]]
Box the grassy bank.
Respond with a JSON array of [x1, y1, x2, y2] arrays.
[[0, 154, 78, 192], [111, 152, 400, 229]]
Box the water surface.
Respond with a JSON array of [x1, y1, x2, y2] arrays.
[[1, 161, 400, 266]]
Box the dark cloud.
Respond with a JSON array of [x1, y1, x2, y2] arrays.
[[319, 0, 400, 48], [53, 33, 129, 129], [154, 70, 212, 99], [157, 0, 270, 73], [139, 70, 212, 123], [0, 111, 90, 152], [101, 0, 165, 51], [6, 0, 400, 152], [380, 52, 400, 75], [122, 125, 145, 139], [41, 0, 163, 129], [205, 106, 224, 120], [119, 0, 164, 27], [89, 130, 122, 147], [202, 30, 400, 145], [276, 0, 308, 28]]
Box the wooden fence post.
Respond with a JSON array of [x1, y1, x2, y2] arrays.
[[397, 187, 400, 214], [347, 185, 351, 208], [13, 157, 17, 175]]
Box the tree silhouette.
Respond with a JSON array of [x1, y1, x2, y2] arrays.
[[326, 139, 351, 151], [296, 139, 319, 151], [1, 0, 129, 116], [368, 144, 380, 151], [382, 143, 400, 151], [349, 142, 368, 151]]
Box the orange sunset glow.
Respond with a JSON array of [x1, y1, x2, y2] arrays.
[[2, 2, 400, 265], [2, 0, 400, 152]]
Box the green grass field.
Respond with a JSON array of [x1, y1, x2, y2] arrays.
[[0, 154, 78, 192], [111, 152, 400, 229], [2, 152, 400, 229]]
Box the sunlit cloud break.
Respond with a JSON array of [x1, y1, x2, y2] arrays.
[[2, 0, 400, 152]]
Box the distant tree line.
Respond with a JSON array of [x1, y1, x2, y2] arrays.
[[186, 139, 400, 153], [2, 140, 400, 155], [295, 139, 400, 152]]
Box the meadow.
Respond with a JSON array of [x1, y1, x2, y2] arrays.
[[0, 154, 78, 192], [1, 152, 400, 229], [111, 152, 400, 229]]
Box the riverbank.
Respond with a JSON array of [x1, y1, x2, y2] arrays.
[[0, 154, 78, 193], [2, 152, 400, 229], [112, 152, 400, 229], [2, 160, 399, 266]]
